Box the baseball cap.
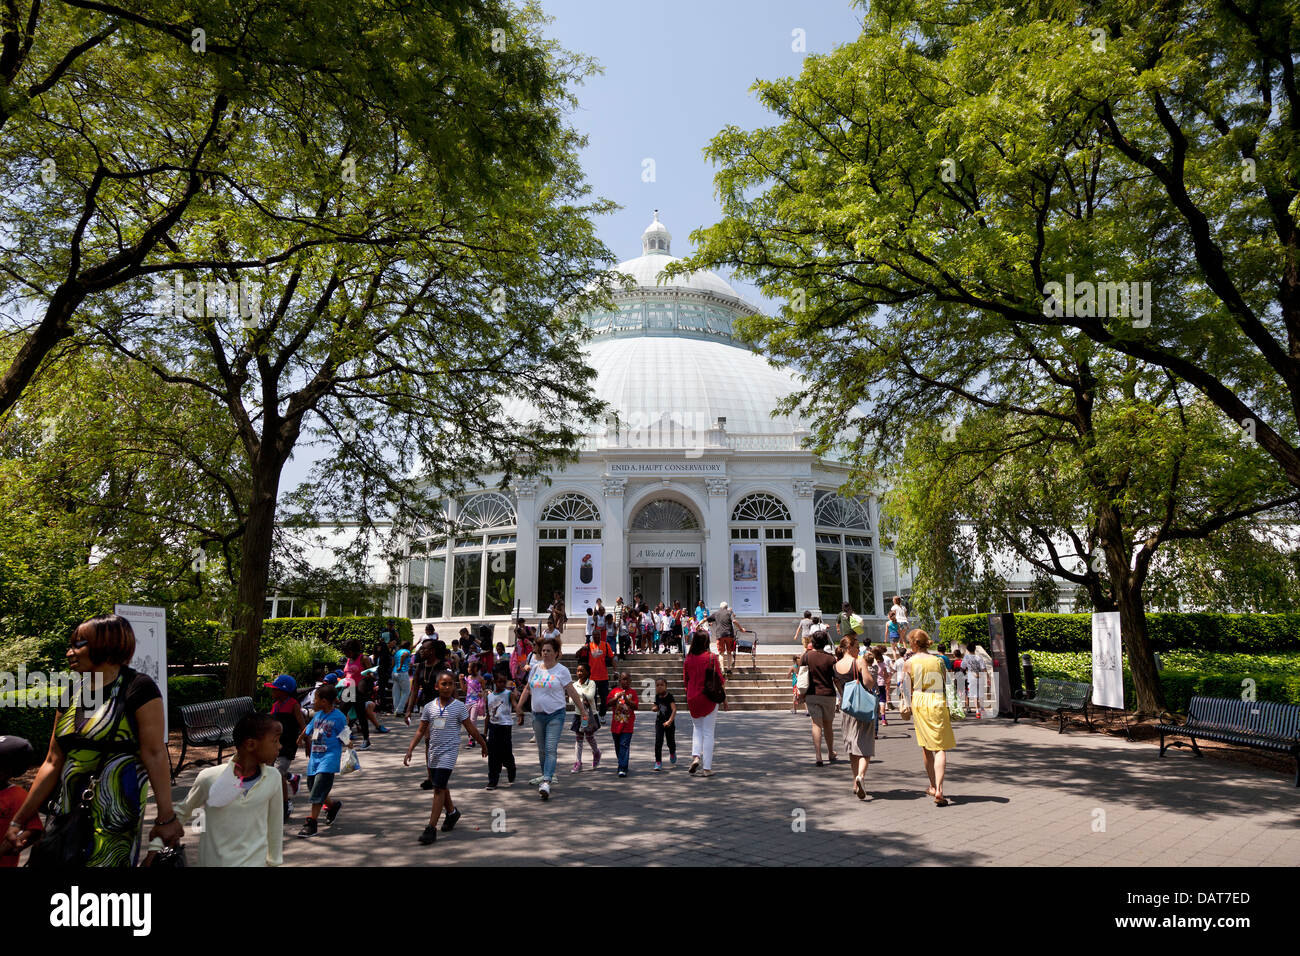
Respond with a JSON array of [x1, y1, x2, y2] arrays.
[[263, 674, 298, 694]]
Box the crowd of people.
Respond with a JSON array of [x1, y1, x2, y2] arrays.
[[0, 596, 981, 866]]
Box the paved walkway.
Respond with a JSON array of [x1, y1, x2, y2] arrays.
[[169, 712, 1300, 866]]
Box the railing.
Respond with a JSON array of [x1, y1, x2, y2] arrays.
[[576, 431, 805, 453]]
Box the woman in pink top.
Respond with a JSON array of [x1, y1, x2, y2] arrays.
[[682, 630, 727, 775]]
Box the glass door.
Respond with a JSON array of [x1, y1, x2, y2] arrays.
[[630, 567, 663, 607], [668, 566, 700, 610]]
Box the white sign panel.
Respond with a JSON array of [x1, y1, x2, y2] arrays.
[[572, 543, 602, 613], [115, 604, 168, 742], [1091, 611, 1124, 710], [730, 543, 762, 614], [629, 542, 701, 566], [607, 462, 726, 476]]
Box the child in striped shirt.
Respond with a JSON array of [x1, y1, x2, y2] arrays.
[[404, 670, 487, 846]]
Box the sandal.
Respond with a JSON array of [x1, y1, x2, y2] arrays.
[[926, 785, 936, 797], [816, 760, 824, 767], [853, 777, 866, 800], [934, 796, 949, 807]]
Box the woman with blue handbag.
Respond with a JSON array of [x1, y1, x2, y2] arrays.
[[833, 635, 878, 800]]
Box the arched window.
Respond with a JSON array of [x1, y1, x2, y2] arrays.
[[731, 493, 792, 523], [631, 499, 701, 531], [540, 493, 602, 523], [814, 492, 870, 531], [458, 492, 516, 531], [814, 491, 874, 616]]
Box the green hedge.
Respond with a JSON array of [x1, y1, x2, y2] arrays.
[[1025, 651, 1300, 713], [939, 612, 1300, 653], [169, 619, 231, 668], [1, 674, 237, 748], [260, 616, 413, 656]]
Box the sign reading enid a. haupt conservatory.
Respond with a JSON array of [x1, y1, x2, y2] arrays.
[[607, 462, 726, 475]]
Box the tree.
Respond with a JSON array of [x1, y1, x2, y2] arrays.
[[71, 4, 615, 696], [677, 0, 1300, 711], [0, 344, 245, 669]]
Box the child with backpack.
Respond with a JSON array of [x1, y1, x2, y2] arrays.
[[296, 683, 353, 838]]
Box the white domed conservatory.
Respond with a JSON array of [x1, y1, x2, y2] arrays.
[[396, 214, 905, 635]]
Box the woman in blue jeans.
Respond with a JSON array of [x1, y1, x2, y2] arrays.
[[515, 637, 590, 800]]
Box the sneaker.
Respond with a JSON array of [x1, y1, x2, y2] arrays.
[[618, 770, 627, 778], [283, 804, 293, 825], [357, 740, 371, 751], [288, 773, 301, 795], [654, 762, 662, 771], [670, 753, 677, 765], [529, 775, 545, 786], [441, 808, 462, 832], [539, 781, 550, 800], [571, 762, 581, 774], [485, 783, 498, 791], [377, 725, 389, 734], [591, 751, 601, 770], [419, 824, 438, 845], [297, 818, 318, 838], [325, 801, 343, 826]]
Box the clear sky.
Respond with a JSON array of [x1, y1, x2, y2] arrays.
[[539, 0, 865, 298], [280, 0, 865, 494]]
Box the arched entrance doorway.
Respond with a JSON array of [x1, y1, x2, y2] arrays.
[[627, 498, 703, 609]]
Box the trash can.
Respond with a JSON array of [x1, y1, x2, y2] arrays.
[[1020, 653, 1036, 697]]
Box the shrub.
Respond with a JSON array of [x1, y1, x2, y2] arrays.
[[939, 612, 1300, 653], [260, 616, 413, 656], [258, 637, 338, 687], [168, 619, 231, 668], [1024, 650, 1300, 713]]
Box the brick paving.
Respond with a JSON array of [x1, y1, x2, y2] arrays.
[[167, 711, 1300, 867]]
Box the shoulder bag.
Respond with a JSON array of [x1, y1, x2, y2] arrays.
[[703, 654, 727, 704], [28, 680, 129, 868], [840, 658, 878, 723]]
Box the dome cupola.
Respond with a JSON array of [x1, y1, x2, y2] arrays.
[[641, 210, 672, 255]]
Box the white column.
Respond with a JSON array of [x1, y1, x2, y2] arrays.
[[514, 479, 539, 619], [704, 477, 730, 609], [601, 477, 627, 608], [442, 498, 457, 621], [869, 495, 884, 618], [792, 478, 819, 615]]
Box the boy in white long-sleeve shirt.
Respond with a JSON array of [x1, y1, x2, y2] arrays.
[[146, 712, 284, 867]]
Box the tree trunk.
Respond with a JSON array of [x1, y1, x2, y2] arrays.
[[227, 467, 282, 697], [1116, 575, 1166, 715], [0, 292, 77, 417]]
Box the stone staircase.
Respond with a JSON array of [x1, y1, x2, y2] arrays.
[[556, 653, 798, 712]]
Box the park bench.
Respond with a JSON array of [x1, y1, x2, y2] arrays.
[[173, 696, 256, 782], [1157, 695, 1300, 787], [1012, 678, 1092, 733]]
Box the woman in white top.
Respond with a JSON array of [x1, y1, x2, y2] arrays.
[[515, 637, 589, 800]]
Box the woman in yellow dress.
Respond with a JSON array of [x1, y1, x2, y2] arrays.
[[903, 629, 955, 805]]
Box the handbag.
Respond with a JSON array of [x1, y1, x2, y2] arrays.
[[703, 654, 727, 704], [795, 665, 810, 693], [28, 680, 128, 869], [898, 660, 913, 720], [840, 660, 878, 723], [849, 613, 864, 634]]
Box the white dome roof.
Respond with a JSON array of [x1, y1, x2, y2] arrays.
[[499, 335, 809, 438], [585, 336, 806, 435]]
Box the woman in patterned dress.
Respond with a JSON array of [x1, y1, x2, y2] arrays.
[[2, 615, 180, 866]]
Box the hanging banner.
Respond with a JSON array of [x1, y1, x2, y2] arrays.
[[1091, 611, 1124, 709], [114, 604, 168, 743], [730, 543, 762, 614], [572, 543, 602, 612]]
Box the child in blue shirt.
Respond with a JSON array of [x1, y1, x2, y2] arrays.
[[296, 684, 352, 838]]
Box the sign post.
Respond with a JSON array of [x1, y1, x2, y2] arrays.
[[114, 604, 168, 743]]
